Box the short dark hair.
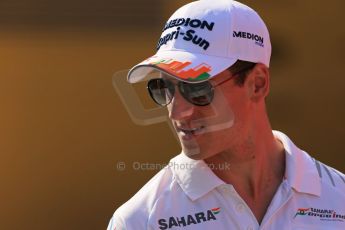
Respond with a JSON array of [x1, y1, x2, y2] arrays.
[[227, 60, 256, 86]]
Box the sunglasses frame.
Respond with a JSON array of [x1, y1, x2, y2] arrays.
[[147, 65, 255, 107]]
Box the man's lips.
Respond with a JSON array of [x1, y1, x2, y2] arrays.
[[176, 126, 205, 136]]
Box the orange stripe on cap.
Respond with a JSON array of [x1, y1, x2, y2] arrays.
[[151, 59, 212, 81]]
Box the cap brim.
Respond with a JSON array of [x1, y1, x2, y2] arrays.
[[127, 50, 237, 83]]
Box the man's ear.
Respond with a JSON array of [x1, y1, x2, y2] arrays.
[[246, 63, 270, 102]]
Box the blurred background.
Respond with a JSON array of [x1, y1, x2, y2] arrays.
[[0, 0, 344, 229]]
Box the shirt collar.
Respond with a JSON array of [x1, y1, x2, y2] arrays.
[[169, 153, 225, 201], [170, 130, 321, 201], [273, 130, 321, 196]]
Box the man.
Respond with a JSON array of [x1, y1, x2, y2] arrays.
[[108, 0, 345, 229]]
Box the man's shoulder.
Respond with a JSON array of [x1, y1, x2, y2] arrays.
[[274, 131, 345, 195], [109, 156, 183, 229], [118, 165, 173, 212], [311, 156, 345, 195]]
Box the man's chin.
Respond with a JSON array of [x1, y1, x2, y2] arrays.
[[182, 147, 206, 160], [180, 138, 209, 160]]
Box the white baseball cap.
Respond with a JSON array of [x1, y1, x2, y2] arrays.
[[127, 0, 271, 83]]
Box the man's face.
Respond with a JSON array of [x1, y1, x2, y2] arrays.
[[167, 69, 252, 160]]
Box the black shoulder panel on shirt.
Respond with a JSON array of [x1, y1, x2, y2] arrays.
[[312, 158, 345, 188]]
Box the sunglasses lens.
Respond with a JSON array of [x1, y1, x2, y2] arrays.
[[147, 79, 174, 106], [179, 82, 214, 106]]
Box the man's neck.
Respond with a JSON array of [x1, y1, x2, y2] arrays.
[[204, 130, 286, 224]]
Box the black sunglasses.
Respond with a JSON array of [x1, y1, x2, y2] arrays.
[[147, 65, 255, 106]]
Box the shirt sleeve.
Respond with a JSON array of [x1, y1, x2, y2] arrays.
[[106, 213, 127, 230]]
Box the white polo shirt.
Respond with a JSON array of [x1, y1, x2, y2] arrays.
[[107, 131, 345, 229]]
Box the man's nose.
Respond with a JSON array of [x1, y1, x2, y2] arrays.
[[168, 87, 194, 121]]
